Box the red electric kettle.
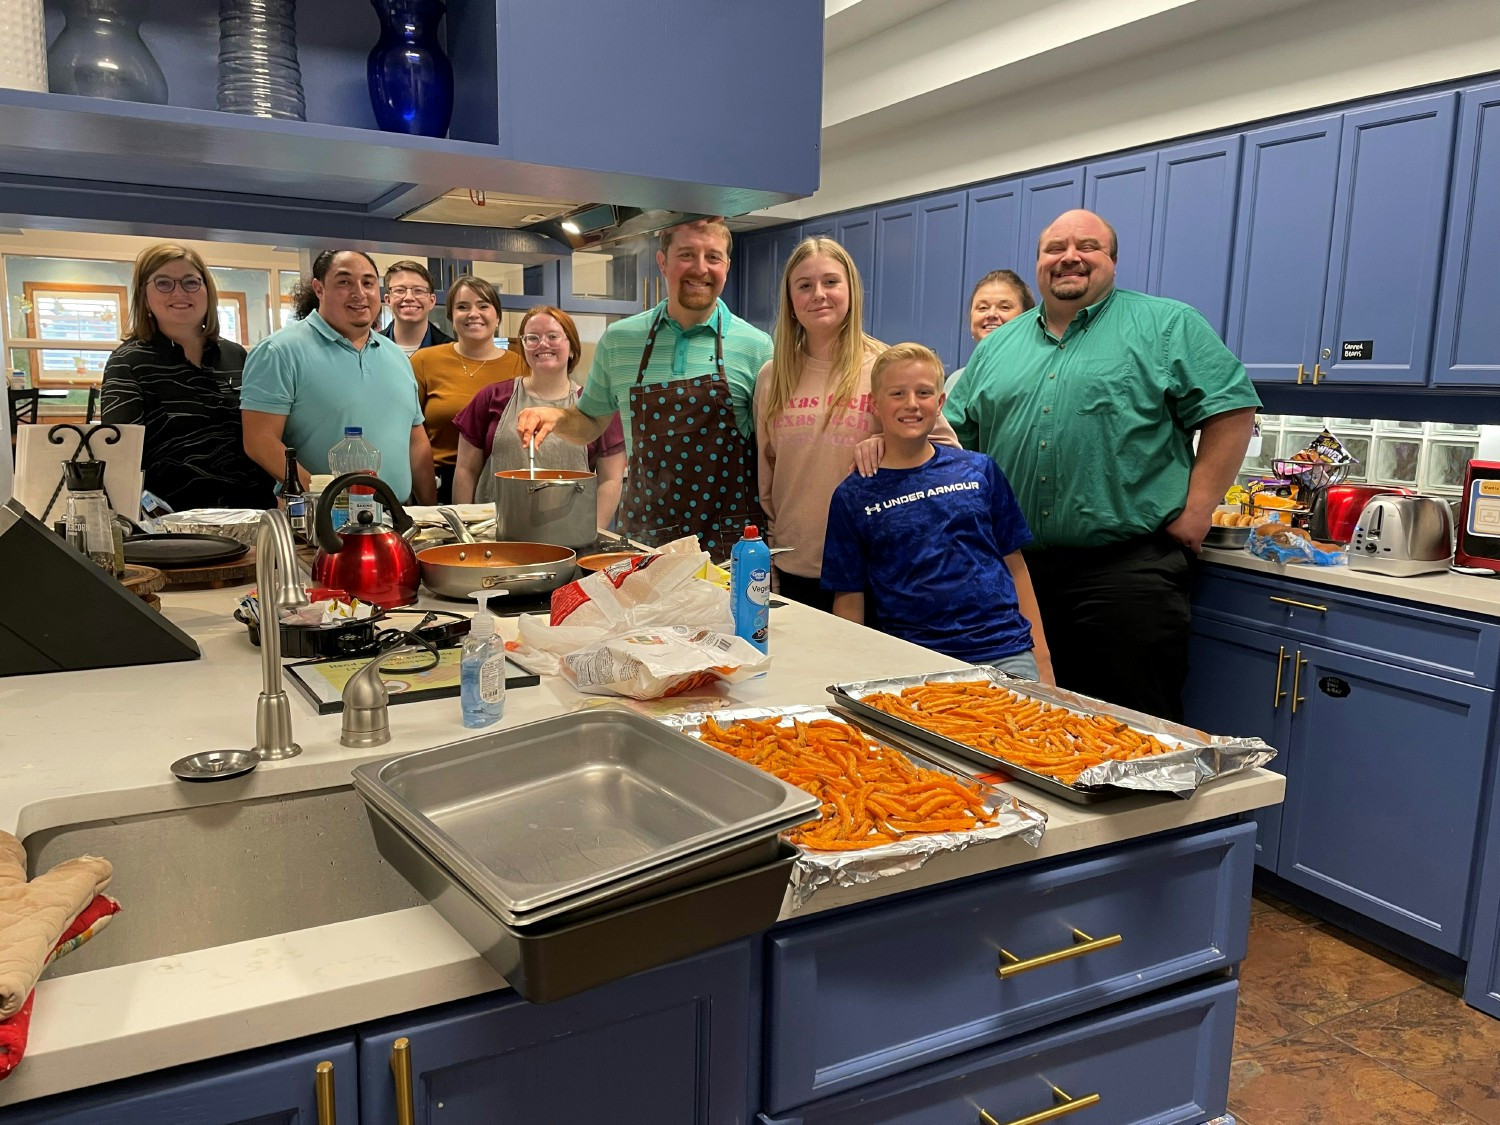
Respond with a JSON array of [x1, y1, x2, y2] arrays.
[[311, 472, 420, 608]]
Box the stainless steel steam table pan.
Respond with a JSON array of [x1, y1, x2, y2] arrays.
[[365, 802, 797, 1003], [352, 708, 819, 922]]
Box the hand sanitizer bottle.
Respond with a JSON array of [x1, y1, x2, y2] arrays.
[[460, 590, 507, 728]]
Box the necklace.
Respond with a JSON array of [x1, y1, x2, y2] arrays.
[[453, 342, 501, 378]]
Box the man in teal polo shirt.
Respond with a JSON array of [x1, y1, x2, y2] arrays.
[[241, 249, 436, 504], [945, 209, 1260, 721], [517, 219, 772, 557]]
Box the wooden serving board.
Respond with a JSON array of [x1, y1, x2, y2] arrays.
[[158, 547, 258, 590], [120, 564, 167, 601]]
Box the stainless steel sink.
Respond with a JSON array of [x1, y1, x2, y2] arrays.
[[24, 786, 423, 977]]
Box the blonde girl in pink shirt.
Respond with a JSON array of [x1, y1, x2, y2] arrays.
[[754, 237, 959, 610]]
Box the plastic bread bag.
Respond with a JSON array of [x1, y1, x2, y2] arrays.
[[559, 626, 771, 700], [549, 545, 732, 634], [1247, 523, 1346, 566]]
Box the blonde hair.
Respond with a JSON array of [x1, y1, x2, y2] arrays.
[[761, 237, 884, 434], [870, 343, 945, 396], [126, 243, 221, 342]]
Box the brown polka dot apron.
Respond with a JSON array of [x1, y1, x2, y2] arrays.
[[619, 310, 760, 560]]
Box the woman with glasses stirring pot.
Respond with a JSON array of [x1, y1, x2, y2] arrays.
[[452, 305, 625, 528], [100, 242, 273, 510], [409, 276, 525, 502]]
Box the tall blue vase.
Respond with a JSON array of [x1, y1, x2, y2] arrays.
[[367, 0, 452, 138]]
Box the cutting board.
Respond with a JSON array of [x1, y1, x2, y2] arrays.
[[13, 423, 144, 525], [159, 547, 258, 590]]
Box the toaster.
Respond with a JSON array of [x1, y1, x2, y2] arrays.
[[1348, 495, 1455, 577]]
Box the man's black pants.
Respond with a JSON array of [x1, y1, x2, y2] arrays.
[[1026, 533, 1196, 723]]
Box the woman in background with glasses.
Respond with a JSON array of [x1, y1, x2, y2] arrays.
[[452, 305, 625, 528], [100, 242, 273, 511], [409, 275, 525, 502]]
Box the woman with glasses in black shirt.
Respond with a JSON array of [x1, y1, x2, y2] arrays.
[[100, 243, 273, 512]]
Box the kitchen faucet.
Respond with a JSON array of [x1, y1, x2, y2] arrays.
[[253, 508, 310, 760]]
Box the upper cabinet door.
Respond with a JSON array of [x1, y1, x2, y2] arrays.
[[1225, 116, 1344, 382], [836, 211, 879, 311], [1148, 136, 1243, 337], [1318, 93, 1458, 386], [1433, 81, 1500, 388], [960, 179, 1024, 365], [873, 193, 967, 369], [738, 226, 804, 333], [1083, 153, 1158, 294], [1019, 167, 1086, 270]]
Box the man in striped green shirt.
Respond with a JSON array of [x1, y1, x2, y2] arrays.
[[518, 220, 772, 552]]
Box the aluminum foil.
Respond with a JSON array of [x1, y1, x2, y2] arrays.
[[830, 666, 1277, 799], [658, 705, 1047, 910]]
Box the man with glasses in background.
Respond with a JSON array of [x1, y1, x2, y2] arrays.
[[380, 260, 454, 357], [241, 249, 436, 503]]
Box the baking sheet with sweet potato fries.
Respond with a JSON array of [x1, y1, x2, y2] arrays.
[[658, 706, 1046, 908], [830, 669, 1277, 803]]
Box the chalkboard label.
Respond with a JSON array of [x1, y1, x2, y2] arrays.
[[1318, 676, 1351, 698], [1341, 340, 1374, 361]]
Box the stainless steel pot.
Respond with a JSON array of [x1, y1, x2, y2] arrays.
[[493, 469, 598, 551], [417, 541, 577, 600]]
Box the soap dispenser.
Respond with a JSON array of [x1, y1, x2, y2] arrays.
[[460, 590, 508, 728]]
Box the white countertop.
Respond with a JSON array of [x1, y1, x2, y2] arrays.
[[0, 585, 1282, 1106], [1200, 547, 1500, 619]]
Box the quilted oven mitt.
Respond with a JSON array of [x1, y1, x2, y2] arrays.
[[0, 831, 113, 1019]]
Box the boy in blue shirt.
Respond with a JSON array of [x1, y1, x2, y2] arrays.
[[821, 343, 1053, 682]]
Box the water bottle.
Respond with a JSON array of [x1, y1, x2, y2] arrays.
[[327, 427, 382, 529], [730, 524, 771, 653]]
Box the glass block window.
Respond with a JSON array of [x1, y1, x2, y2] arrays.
[[1423, 441, 1479, 492], [1371, 435, 1422, 486]]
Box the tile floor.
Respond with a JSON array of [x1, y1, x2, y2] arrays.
[[1229, 892, 1500, 1124]]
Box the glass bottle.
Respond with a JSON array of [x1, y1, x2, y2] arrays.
[[63, 460, 116, 572], [217, 0, 305, 121], [367, 0, 453, 138], [279, 446, 310, 541], [47, 0, 169, 105]]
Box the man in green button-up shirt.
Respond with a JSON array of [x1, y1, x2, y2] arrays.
[[945, 209, 1260, 721]]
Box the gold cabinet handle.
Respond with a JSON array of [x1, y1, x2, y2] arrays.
[[979, 1083, 1102, 1125], [1312, 362, 1325, 385], [315, 1060, 337, 1125], [1296, 362, 1306, 385], [1268, 595, 1327, 613], [641, 273, 649, 310], [1273, 644, 1289, 708], [997, 928, 1122, 979], [1292, 651, 1307, 715], [391, 1037, 415, 1125]]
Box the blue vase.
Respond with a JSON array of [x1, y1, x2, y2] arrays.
[[367, 0, 452, 138]]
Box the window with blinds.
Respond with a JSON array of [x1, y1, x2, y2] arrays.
[[23, 283, 126, 385]]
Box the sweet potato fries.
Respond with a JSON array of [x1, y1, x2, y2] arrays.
[[862, 680, 1177, 786], [697, 716, 995, 851]]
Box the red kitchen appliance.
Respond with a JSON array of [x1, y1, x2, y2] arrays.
[[1456, 459, 1500, 570], [312, 472, 420, 608], [1308, 484, 1412, 544]]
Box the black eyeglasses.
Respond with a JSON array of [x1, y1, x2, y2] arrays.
[[152, 276, 204, 294]]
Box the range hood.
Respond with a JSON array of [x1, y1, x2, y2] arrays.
[[401, 190, 707, 250]]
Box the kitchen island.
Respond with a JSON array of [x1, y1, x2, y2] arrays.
[[0, 585, 1281, 1122]]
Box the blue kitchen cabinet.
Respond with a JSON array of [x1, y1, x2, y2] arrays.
[[1225, 115, 1344, 383], [1184, 617, 1291, 869], [872, 192, 967, 369], [1464, 736, 1500, 1018], [758, 978, 1239, 1125], [1316, 93, 1457, 386], [357, 941, 757, 1125], [1433, 80, 1500, 388], [1, 1035, 357, 1125], [833, 211, 877, 304], [1277, 644, 1492, 955], [960, 178, 1025, 366], [740, 225, 804, 333], [1148, 136, 1243, 337], [1019, 166, 1085, 269], [1083, 153, 1157, 293]]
